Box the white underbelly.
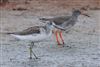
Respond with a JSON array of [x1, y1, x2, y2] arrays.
[[11, 33, 52, 42]]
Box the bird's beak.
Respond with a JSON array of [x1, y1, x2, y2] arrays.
[[81, 13, 90, 17], [81, 10, 90, 17], [80, 8, 90, 17]]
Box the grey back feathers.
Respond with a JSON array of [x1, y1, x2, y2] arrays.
[[6, 22, 53, 35], [6, 26, 42, 35], [40, 16, 71, 25]]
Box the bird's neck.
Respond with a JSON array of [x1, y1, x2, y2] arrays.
[[45, 26, 52, 34]]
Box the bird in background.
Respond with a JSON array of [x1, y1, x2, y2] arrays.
[[39, 8, 90, 46]]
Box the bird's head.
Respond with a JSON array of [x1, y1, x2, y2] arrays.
[[45, 22, 54, 30]]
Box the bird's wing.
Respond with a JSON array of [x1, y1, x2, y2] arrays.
[[6, 26, 44, 35], [53, 24, 65, 31], [52, 16, 71, 25], [40, 16, 71, 25]]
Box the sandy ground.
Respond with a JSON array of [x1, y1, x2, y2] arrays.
[[0, 10, 100, 67]]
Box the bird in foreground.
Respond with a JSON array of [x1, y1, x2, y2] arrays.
[[39, 9, 90, 46], [5, 22, 54, 59]]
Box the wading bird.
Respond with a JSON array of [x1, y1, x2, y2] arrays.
[[39, 9, 90, 46], [5, 22, 54, 59]]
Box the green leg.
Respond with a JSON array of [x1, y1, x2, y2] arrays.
[[31, 50, 38, 59], [29, 42, 38, 59], [29, 45, 32, 59]]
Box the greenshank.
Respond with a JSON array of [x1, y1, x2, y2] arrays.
[[5, 22, 54, 59]]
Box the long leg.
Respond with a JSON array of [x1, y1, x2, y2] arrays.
[[59, 33, 71, 48], [55, 31, 61, 45], [29, 42, 38, 59], [59, 31, 65, 45], [29, 45, 32, 59], [31, 50, 38, 59]]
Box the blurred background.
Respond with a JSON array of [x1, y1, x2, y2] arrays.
[[0, 0, 100, 16]]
